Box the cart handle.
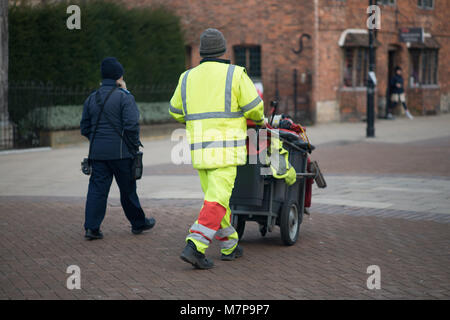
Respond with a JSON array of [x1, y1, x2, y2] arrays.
[[266, 128, 313, 153], [296, 173, 316, 178]]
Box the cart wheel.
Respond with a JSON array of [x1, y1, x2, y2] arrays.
[[233, 215, 246, 240], [259, 224, 267, 237], [279, 200, 300, 246]]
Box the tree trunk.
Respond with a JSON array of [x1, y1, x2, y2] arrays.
[[0, 1, 12, 149]]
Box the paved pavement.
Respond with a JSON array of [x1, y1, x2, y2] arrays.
[[1, 196, 449, 300], [0, 114, 449, 299]]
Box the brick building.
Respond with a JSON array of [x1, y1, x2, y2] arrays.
[[22, 0, 450, 123], [124, 0, 449, 123]]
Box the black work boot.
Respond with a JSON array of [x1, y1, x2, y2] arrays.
[[180, 240, 214, 269], [85, 229, 103, 240], [132, 217, 156, 235], [221, 245, 243, 261]]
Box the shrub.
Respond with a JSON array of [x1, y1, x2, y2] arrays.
[[17, 102, 173, 133], [9, 0, 185, 89], [9, 0, 184, 144]]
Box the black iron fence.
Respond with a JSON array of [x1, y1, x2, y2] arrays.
[[2, 81, 175, 150], [271, 68, 313, 125]]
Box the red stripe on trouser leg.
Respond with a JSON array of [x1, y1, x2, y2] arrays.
[[198, 200, 227, 231], [189, 230, 212, 242], [215, 236, 228, 241]]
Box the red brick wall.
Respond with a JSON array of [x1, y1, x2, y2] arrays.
[[123, 0, 316, 119], [122, 0, 450, 122], [407, 87, 441, 115]]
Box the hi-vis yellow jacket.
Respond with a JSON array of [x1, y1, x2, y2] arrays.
[[169, 59, 265, 169]]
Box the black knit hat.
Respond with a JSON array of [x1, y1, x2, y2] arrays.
[[199, 28, 227, 58], [101, 57, 124, 80]]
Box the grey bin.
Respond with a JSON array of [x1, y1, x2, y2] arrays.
[[229, 130, 313, 245]]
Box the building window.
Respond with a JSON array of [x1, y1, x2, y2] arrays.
[[409, 49, 438, 86], [233, 46, 261, 79], [343, 47, 369, 87], [377, 0, 396, 6], [418, 0, 434, 9]]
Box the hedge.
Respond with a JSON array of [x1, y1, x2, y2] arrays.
[[16, 102, 173, 138], [9, 0, 185, 89]]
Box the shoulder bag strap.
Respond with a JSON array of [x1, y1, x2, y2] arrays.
[[87, 87, 117, 159], [95, 91, 139, 156]]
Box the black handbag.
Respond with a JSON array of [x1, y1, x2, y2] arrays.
[[131, 151, 144, 180], [81, 87, 117, 176], [94, 90, 144, 180]]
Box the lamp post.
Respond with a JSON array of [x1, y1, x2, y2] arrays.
[[367, 0, 376, 138]]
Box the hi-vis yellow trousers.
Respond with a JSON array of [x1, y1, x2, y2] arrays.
[[186, 166, 239, 255]]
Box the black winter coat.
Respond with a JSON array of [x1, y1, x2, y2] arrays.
[[80, 79, 140, 160], [390, 74, 405, 94]]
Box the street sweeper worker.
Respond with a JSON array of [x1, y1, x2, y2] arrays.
[[169, 28, 265, 269]]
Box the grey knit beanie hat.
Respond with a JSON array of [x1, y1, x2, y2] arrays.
[[199, 28, 227, 58]]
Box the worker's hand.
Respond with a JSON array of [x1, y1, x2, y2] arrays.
[[116, 78, 127, 90], [260, 119, 267, 128]]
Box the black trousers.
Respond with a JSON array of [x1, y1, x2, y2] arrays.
[[84, 159, 146, 231]]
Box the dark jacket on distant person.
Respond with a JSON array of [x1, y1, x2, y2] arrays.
[[390, 74, 405, 94], [80, 79, 140, 160]]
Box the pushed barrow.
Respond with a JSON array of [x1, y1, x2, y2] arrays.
[[230, 118, 326, 246]]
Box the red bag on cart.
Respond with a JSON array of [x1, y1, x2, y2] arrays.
[[305, 158, 314, 208]]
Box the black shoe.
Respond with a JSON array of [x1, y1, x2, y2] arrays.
[[132, 217, 156, 235], [221, 245, 243, 261], [180, 240, 214, 269], [85, 229, 103, 240]]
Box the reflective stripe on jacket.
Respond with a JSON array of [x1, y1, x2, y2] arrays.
[[169, 59, 264, 169]]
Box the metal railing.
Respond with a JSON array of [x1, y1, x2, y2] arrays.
[[2, 81, 175, 150]]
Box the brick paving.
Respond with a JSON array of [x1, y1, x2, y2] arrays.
[[1, 134, 449, 300], [311, 203, 450, 223], [312, 136, 450, 177], [0, 196, 449, 300]]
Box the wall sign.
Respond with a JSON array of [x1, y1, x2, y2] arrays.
[[399, 27, 424, 43]]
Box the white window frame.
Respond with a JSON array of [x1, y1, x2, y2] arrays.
[[418, 0, 434, 10]]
